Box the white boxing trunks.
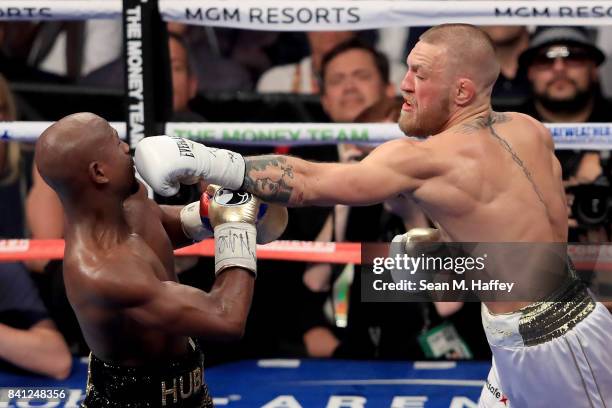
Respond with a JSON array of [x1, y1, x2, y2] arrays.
[[478, 280, 612, 407]]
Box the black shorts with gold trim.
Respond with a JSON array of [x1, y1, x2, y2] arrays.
[[83, 339, 214, 407]]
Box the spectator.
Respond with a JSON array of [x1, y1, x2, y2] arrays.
[[518, 27, 608, 183], [518, 26, 611, 241], [0, 262, 72, 379], [519, 27, 607, 127], [0, 75, 43, 356], [167, 31, 205, 122], [0, 73, 32, 239], [481, 26, 531, 104], [319, 38, 396, 122]]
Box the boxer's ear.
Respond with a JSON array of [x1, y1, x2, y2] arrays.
[[89, 161, 109, 184], [454, 78, 475, 106]]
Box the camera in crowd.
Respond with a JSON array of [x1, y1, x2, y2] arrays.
[[566, 166, 612, 227]]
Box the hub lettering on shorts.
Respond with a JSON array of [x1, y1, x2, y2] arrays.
[[171, 136, 195, 158], [160, 367, 202, 406], [485, 379, 509, 406]]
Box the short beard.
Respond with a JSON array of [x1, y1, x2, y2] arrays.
[[536, 87, 594, 115], [399, 101, 450, 138], [399, 116, 431, 138]]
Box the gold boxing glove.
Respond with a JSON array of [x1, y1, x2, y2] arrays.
[[207, 185, 288, 276], [389, 228, 441, 291]]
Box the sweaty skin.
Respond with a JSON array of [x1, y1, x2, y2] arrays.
[[35, 113, 254, 366], [240, 26, 568, 314]]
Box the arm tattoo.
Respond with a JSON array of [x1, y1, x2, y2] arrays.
[[241, 156, 295, 203]]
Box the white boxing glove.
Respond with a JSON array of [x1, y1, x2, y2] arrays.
[[134, 136, 246, 197]]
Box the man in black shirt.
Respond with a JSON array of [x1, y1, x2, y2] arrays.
[[518, 26, 610, 182]]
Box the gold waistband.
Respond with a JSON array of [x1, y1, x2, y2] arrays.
[[518, 279, 595, 346]]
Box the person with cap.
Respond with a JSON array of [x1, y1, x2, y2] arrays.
[[518, 26, 612, 242], [518, 26, 607, 124]]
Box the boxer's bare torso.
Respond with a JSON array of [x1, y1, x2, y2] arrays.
[[63, 186, 190, 366], [405, 112, 566, 245], [386, 111, 567, 313]]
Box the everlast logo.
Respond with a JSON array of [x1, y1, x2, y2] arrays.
[[172, 136, 195, 158], [160, 367, 202, 406]]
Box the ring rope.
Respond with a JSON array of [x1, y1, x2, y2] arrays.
[[2, 1, 612, 28], [2, 121, 612, 150], [0, 239, 361, 264], [0, 239, 611, 272]]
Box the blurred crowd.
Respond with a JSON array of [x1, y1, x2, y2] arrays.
[[1, 21, 612, 379]]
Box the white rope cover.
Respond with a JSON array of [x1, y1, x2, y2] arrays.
[[2, 1, 612, 27], [160, 1, 612, 30], [0, 1, 121, 21], [2, 121, 612, 150], [0, 122, 126, 142]]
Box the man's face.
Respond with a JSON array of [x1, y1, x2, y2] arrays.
[[170, 37, 197, 113], [102, 127, 137, 196], [399, 41, 451, 138], [321, 49, 392, 123], [528, 44, 597, 107]]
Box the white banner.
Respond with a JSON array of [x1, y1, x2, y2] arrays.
[[160, 1, 612, 30], [2, 1, 611, 26], [2, 121, 612, 150], [0, 1, 120, 21], [548, 122, 612, 150]]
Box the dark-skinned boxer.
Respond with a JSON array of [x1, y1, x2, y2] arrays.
[[35, 112, 286, 407]]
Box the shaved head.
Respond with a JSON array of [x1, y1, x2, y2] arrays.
[[399, 24, 501, 136], [420, 24, 500, 93], [35, 112, 134, 200]]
